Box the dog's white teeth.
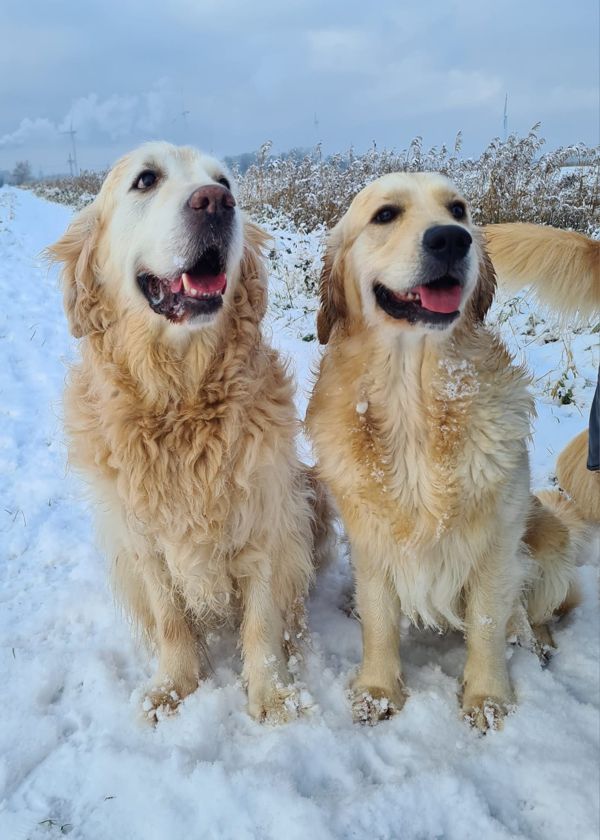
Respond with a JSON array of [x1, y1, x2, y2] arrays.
[[182, 273, 192, 293]]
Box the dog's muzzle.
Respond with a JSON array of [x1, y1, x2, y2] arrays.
[[374, 224, 473, 328], [136, 185, 238, 324]]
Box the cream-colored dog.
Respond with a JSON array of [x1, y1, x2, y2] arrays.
[[307, 173, 586, 730], [49, 142, 316, 723]]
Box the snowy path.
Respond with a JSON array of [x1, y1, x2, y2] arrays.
[[0, 187, 598, 840]]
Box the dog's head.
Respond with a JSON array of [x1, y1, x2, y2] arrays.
[[48, 142, 267, 338], [317, 172, 495, 344]]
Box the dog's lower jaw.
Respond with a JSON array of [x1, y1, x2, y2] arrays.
[[373, 281, 462, 328], [137, 272, 226, 325]]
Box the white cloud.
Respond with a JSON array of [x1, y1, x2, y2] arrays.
[[0, 117, 58, 148], [0, 80, 174, 149]]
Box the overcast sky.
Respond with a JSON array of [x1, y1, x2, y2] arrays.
[[1, 0, 598, 175]]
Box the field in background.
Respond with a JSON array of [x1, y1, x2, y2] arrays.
[[28, 129, 599, 232]]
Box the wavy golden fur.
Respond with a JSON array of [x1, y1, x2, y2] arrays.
[[307, 173, 586, 731], [48, 142, 316, 722], [555, 432, 600, 523], [484, 222, 600, 318], [485, 222, 599, 522]]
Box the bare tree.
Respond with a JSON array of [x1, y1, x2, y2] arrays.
[[12, 160, 32, 185]]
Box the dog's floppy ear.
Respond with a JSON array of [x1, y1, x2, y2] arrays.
[[46, 201, 109, 338], [466, 242, 497, 324], [239, 218, 271, 320], [316, 229, 347, 344]]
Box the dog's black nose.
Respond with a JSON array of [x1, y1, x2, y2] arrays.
[[422, 225, 472, 264], [187, 185, 236, 214]]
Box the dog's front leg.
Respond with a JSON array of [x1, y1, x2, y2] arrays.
[[141, 551, 202, 719], [351, 549, 406, 724], [238, 555, 298, 724], [462, 554, 520, 732]]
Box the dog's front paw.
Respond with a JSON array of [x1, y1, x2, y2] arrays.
[[462, 695, 515, 733], [141, 674, 199, 724], [248, 681, 303, 724], [351, 684, 406, 725], [142, 682, 183, 723]]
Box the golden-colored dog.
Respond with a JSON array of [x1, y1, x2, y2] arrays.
[[49, 142, 315, 723], [484, 223, 600, 523], [307, 173, 587, 730]]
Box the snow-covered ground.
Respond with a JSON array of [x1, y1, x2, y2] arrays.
[[0, 186, 598, 840]]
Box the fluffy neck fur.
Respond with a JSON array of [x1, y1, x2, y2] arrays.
[[83, 273, 264, 413], [309, 316, 532, 533]]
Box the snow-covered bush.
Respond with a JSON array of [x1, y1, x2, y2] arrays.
[[238, 129, 599, 233], [27, 129, 599, 233], [25, 170, 106, 209]]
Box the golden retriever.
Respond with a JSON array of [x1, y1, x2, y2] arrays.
[[307, 173, 588, 731], [48, 142, 316, 723], [484, 223, 600, 523]]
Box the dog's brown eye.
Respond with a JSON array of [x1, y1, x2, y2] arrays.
[[217, 176, 231, 190], [133, 170, 158, 191], [372, 205, 400, 225], [449, 202, 466, 220]]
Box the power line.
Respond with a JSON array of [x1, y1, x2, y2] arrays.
[[61, 122, 79, 176]]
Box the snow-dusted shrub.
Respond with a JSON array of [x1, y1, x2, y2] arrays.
[[26, 170, 106, 209], [27, 130, 598, 234], [238, 130, 599, 234]]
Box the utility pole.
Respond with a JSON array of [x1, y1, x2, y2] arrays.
[[503, 94, 508, 141], [61, 122, 79, 176]]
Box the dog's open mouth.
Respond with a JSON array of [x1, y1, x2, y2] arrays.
[[374, 276, 462, 327], [137, 247, 227, 323]]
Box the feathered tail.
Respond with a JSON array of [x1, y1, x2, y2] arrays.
[[483, 222, 600, 318]]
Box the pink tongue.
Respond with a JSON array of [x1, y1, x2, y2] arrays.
[[171, 273, 227, 295], [414, 283, 462, 314]]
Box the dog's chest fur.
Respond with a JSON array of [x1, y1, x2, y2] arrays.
[[308, 327, 533, 626], [67, 326, 296, 553]]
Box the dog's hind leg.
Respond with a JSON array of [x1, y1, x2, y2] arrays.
[[507, 600, 555, 667], [111, 548, 156, 642], [524, 492, 586, 627]]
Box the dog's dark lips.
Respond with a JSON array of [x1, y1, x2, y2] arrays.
[[374, 276, 462, 327], [137, 247, 227, 323]]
